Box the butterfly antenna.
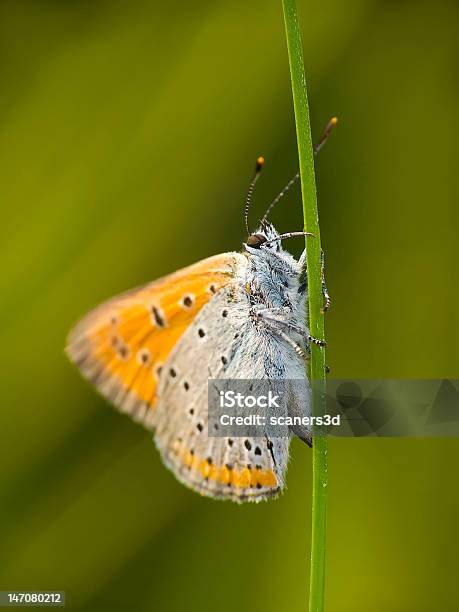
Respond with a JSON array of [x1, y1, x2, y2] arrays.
[[314, 115, 338, 155], [259, 116, 338, 226], [244, 156, 265, 236], [259, 171, 299, 227]]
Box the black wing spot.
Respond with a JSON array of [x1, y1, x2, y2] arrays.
[[244, 440, 252, 451], [266, 439, 276, 466], [137, 348, 151, 365], [151, 306, 166, 327], [119, 345, 129, 359], [254, 446, 262, 456], [198, 328, 206, 338]]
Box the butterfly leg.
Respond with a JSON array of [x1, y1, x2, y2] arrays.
[[255, 311, 326, 350], [259, 312, 329, 373], [250, 305, 290, 318], [261, 318, 307, 359], [321, 249, 331, 313]]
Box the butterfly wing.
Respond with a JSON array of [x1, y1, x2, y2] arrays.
[[154, 284, 290, 503], [66, 253, 243, 429]]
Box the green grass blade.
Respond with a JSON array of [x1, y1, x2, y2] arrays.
[[281, 1, 328, 611]]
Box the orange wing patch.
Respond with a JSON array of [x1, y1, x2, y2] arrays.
[[165, 440, 279, 501], [66, 254, 240, 429]]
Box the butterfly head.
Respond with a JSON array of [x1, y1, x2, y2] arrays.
[[244, 222, 281, 253]]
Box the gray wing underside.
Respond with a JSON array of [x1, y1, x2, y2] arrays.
[[152, 286, 294, 503]]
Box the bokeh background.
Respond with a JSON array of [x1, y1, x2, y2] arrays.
[[1, 1, 458, 610]]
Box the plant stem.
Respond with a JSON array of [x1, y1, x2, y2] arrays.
[[281, 1, 328, 611]]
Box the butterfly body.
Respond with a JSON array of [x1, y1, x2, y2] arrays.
[[67, 222, 312, 503]]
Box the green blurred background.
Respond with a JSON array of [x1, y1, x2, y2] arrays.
[[1, 0, 457, 610]]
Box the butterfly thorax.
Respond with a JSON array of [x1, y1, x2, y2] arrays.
[[242, 224, 307, 319]]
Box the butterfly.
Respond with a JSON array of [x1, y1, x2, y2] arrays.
[[66, 147, 333, 503]]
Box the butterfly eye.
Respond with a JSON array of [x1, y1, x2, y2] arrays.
[[246, 233, 267, 249]]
